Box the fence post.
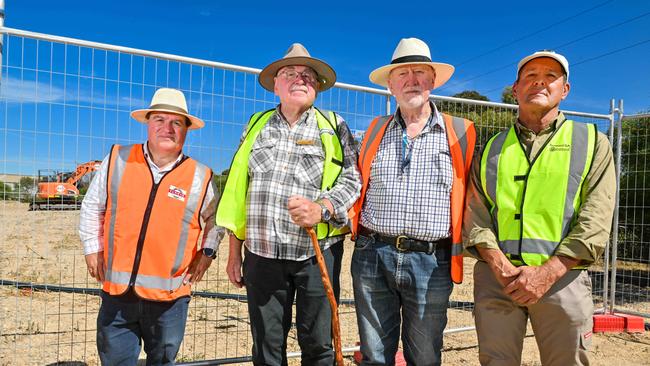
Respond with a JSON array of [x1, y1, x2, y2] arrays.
[[609, 99, 624, 312], [601, 98, 617, 313], [385, 95, 391, 115], [0, 0, 5, 85]]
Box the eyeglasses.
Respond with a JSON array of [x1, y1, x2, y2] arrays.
[[277, 69, 319, 84]]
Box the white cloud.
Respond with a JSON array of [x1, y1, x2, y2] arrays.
[[0, 75, 147, 108]]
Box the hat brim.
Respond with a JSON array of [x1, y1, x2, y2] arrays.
[[130, 108, 205, 130], [369, 62, 455, 89], [258, 56, 337, 92]]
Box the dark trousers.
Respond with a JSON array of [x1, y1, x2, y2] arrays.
[[243, 240, 343, 366], [97, 289, 190, 366]]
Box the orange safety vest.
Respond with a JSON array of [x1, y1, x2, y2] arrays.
[[350, 113, 475, 284], [102, 144, 212, 301]]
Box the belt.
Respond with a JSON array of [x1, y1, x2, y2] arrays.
[[358, 226, 450, 255]]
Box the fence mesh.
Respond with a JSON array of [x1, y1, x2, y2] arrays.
[[614, 113, 650, 317], [0, 29, 634, 366]]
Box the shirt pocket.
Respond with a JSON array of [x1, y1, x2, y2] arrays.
[[294, 144, 325, 189], [249, 138, 277, 176], [431, 149, 453, 192]]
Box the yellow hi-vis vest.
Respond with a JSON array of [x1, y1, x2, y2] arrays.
[[216, 108, 347, 241], [479, 120, 596, 266]]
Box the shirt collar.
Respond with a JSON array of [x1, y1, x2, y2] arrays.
[[275, 104, 314, 126], [515, 112, 567, 136], [391, 101, 445, 132], [143, 142, 184, 171]]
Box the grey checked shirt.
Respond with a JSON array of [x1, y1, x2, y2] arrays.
[[360, 103, 453, 241], [244, 105, 361, 261]]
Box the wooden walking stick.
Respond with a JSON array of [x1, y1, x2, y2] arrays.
[[305, 227, 344, 366]]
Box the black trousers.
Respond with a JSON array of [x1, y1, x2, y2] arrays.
[[243, 240, 343, 366]]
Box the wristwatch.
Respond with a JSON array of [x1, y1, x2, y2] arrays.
[[316, 200, 332, 223], [202, 248, 217, 259]]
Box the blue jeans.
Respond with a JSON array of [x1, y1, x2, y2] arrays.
[[97, 290, 190, 366], [351, 234, 453, 366]]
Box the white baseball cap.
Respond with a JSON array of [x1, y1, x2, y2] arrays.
[[517, 50, 569, 81]]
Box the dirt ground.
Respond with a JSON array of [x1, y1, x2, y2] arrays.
[[0, 201, 648, 365]]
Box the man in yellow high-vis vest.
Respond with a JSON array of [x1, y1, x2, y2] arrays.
[[217, 43, 361, 365], [463, 50, 616, 365]]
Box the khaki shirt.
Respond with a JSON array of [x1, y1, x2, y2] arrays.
[[463, 112, 616, 265]]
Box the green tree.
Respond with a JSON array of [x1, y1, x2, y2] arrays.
[[452, 90, 489, 101], [501, 86, 517, 105], [0, 181, 14, 200], [616, 113, 650, 262], [212, 169, 230, 195]]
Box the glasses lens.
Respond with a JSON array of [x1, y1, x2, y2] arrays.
[[279, 70, 318, 84]]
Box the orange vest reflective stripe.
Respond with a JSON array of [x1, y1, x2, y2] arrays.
[[102, 144, 212, 301], [350, 113, 476, 284]]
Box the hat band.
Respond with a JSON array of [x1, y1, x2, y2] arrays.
[[148, 103, 189, 115], [391, 55, 432, 64]]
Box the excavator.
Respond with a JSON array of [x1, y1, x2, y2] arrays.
[[29, 160, 102, 210]]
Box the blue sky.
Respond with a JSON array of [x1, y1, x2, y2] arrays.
[[6, 0, 648, 113], [1, 0, 649, 175]]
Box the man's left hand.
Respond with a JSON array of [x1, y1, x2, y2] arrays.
[[503, 265, 556, 305], [503, 256, 579, 305], [287, 195, 321, 227], [183, 252, 213, 285]]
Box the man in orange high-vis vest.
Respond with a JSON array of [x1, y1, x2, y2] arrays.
[[79, 88, 224, 366], [350, 38, 475, 366]]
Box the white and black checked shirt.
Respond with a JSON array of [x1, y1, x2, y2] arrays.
[[360, 103, 453, 241], [244, 105, 361, 261]]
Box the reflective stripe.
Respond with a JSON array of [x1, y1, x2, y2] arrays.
[[561, 123, 589, 238], [451, 242, 463, 256], [171, 162, 209, 275], [106, 269, 184, 292], [500, 239, 557, 256], [107, 145, 133, 273], [484, 131, 508, 230], [451, 116, 468, 165], [360, 116, 391, 168]]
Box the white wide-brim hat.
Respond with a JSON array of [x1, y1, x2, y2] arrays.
[[258, 43, 337, 92], [369, 37, 455, 89], [131, 88, 205, 130], [517, 50, 570, 81]]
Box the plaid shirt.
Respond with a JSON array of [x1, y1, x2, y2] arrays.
[[360, 103, 453, 241], [244, 105, 361, 260]]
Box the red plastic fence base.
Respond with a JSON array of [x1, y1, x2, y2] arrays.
[[593, 313, 645, 333], [354, 348, 406, 365]]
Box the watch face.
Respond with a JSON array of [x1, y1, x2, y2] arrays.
[[203, 248, 216, 259], [321, 206, 331, 221]]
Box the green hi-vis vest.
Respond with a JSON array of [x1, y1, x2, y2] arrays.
[[480, 120, 596, 267], [216, 108, 347, 241]]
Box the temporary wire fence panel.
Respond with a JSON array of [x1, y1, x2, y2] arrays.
[[614, 113, 650, 317], [0, 31, 389, 364], [0, 28, 631, 366]]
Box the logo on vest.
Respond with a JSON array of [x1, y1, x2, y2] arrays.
[[167, 185, 187, 202], [549, 143, 570, 152]]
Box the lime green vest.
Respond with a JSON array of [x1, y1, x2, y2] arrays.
[[216, 108, 348, 241], [480, 120, 596, 266]]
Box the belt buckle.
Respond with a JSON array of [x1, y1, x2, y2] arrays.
[[395, 236, 408, 252]]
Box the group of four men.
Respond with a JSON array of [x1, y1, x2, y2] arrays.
[[80, 37, 615, 366]]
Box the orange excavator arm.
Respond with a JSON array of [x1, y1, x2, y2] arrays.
[[64, 160, 102, 187]]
